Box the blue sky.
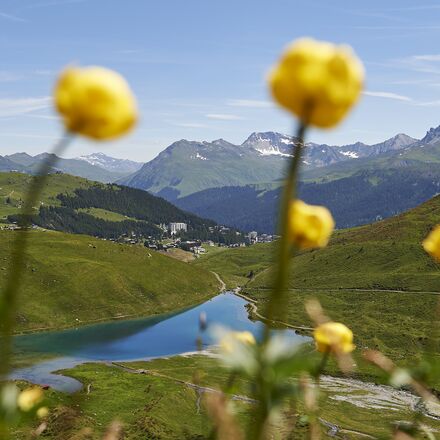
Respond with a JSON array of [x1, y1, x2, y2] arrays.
[[1, 0, 440, 161]]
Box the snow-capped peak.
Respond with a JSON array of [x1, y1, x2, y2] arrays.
[[242, 132, 294, 157]]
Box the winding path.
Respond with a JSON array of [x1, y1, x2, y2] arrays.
[[245, 286, 440, 296], [233, 288, 313, 331], [210, 271, 226, 292]]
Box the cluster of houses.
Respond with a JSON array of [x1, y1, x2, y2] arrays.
[[247, 231, 277, 244]]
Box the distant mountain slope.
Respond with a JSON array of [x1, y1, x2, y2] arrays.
[[2, 152, 134, 183], [176, 165, 440, 233], [302, 126, 440, 182], [0, 156, 26, 172], [119, 130, 418, 199], [119, 138, 287, 200], [75, 152, 143, 174]]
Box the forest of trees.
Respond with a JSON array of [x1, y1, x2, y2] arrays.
[[57, 185, 216, 228], [176, 167, 440, 233], [8, 183, 244, 243]]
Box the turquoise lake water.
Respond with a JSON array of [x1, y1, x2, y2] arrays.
[[11, 293, 308, 391]]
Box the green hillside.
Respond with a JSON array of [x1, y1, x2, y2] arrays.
[[0, 172, 243, 243], [192, 242, 274, 289], [0, 229, 220, 334], [194, 196, 440, 375], [11, 355, 440, 439], [250, 194, 440, 291], [196, 194, 440, 291], [119, 139, 287, 199], [0, 172, 93, 220]]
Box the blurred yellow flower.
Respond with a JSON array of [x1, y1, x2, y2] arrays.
[[36, 406, 49, 419], [55, 66, 138, 140], [314, 322, 355, 354], [423, 225, 440, 261], [220, 331, 256, 354], [17, 387, 43, 412], [269, 38, 364, 128], [288, 200, 334, 249]]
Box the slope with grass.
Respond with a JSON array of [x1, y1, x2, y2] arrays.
[[250, 194, 440, 291], [11, 355, 440, 439], [0, 229, 220, 334], [0, 172, 243, 243], [194, 196, 440, 374], [192, 242, 274, 289], [195, 194, 440, 292], [0, 172, 93, 220]]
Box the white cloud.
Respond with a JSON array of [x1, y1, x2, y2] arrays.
[[0, 97, 52, 117], [396, 54, 440, 74], [363, 91, 412, 102], [0, 71, 24, 82], [24, 113, 59, 120], [227, 99, 273, 108], [205, 113, 244, 121], [412, 54, 440, 62], [0, 11, 26, 22], [415, 100, 440, 107]]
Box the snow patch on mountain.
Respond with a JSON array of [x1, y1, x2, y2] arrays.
[[256, 147, 292, 157], [76, 152, 143, 174], [191, 152, 208, 160], [341, 151, 359, 159]]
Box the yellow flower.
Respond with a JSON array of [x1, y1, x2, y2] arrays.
[[288, 200, 334, 249], [55, 66, 138, 140], [220, 331, 256, 354], [36, 406, 49, 419], [17, 387, 43, 412], [423, 225, 440, 261], [269, 38, 364, 128], [314, 322, 355, 354]]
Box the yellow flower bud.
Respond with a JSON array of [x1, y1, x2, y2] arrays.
[[269, 38, 364, 128], [55, 66, 138, 140], [220, 331, 256, 354], [36, 406, 49, 419], [288, 200, 334, 249], [423, 225, 440, 261], [314, 322, 355, 354], [17, 387, 43, 412]]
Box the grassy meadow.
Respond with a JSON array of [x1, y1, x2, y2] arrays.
[[0, 173, 94, 220], [194, 195, 440, 387], [9, 355, 440, 439], [0, 229, 220, 334]]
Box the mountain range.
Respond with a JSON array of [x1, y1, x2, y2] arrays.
[[163, 125, 440, 232], [118, 130, 418, 199], [0, 152, 142, 183], [3, 125, 440, 234]]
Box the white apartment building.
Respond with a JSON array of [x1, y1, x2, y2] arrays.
[[169, 222, 188, 235]]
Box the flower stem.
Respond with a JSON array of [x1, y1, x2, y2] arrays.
[[249, 122, 307, 440], [263, 122, 306, 340], [0, 133, 74, 384]]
